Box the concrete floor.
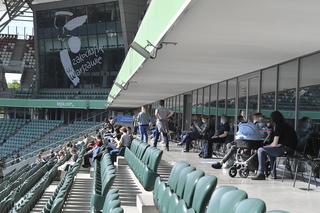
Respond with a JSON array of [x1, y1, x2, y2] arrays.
[[157, 142, 320, 213]]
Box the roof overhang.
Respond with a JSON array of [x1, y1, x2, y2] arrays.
[[108, 0, 320, 108]]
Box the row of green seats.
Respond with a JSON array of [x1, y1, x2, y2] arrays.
[[91, 153, 116, 212], [153, 161, 289, 213], [13, 162, 53, 203], [12, 164, 58, 213], [124, 139, 163, 191], [42, 146, 85, 213]]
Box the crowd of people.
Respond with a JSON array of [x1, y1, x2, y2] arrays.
[[81, 117, 133, 167], [131, 99, 319, 181]]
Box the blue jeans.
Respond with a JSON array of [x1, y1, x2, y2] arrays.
[[257, 145, 284, 175], [139, 125, 149, 143], [153, 128, 169, 148]]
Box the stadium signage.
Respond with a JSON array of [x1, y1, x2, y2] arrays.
[[55, 11, 104, 86], [72, 48, 104, 76], [57, 101, 74, 108]]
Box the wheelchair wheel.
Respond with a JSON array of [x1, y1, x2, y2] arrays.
[[229, 166, 237, 178], [239, 167, 249, 178]]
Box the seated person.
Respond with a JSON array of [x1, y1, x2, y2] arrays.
[[83, 134, 103, 167], [211, 112, 267, 169], [252, 111, 297, 180], [202, 115, 229, 158], [107, 127, 131, 163], [178, 115, 202, 147], [184, 115, 214, 152]]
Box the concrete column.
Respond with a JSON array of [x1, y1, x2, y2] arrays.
[[183, 94, 192, 131]]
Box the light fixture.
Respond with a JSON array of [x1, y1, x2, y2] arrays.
[[130, 41, 151, 58]]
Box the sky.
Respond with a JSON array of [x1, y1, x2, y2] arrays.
[[5, 73, 22, 83]]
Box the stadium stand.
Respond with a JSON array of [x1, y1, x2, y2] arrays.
[[0, 119, 25, 144], [22, 36, 35, 69], [0, 34, 17, 66], [0, 120, 63, 158]]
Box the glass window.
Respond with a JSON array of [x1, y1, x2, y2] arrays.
[[277, 60, 298, 126], [299, 53, 320, 123], [203, 86, 210, 115], [238, 79, 247, 118], [210, 84, 217, 116], [218, 81, 226, 115], [227, 79, 236, 116], [261, 66, 277, 115], [248, 76, 259, 116], [192, 90, 198, 115], [197, 88, 204, 114]]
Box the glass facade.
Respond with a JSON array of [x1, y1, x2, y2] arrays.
[[36, 1, 125, 89], [159, 51, 320, 131]]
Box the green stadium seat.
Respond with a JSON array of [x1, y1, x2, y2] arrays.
[[206, 186, 238, 213], [167, 193, 180, 213], [110, 207, 124, 213], [235, 198, 266, 213], [191, 175, 217, 213], [182, 170, 205, 208], [176, 166, 196, 198]]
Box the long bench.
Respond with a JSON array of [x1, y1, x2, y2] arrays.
[[91, 153, 116, 212], [153, 161, 290, 213], [124, 139, 163, 191]]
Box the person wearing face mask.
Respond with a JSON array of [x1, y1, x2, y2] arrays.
[[203, 115, 230, 158], [184, 115, 213, 152]]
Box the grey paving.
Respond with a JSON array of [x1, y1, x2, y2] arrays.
[[157, 141, 320, 213]]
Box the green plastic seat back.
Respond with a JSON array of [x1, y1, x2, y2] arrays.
[[168, 193, 180, 213], [176, 166, 196, 198], [206, 186, 238, 213], [148, 148, 163, 172], [168, 162, 190, 190], [235, 198, 266, 213], [159, 187, 173, 213], [175, 200, 188, 213], [131, 139, 141, 153], [141, 147, 152, 164], [157, 182, 168, 207], [103, 194, 120, 212], [110, 207, 124, 213], [101, 174, 116, 196], [50, 197, 64, 213], [192, 175, 218, 213], [104, 199, 121, 213], [219, 190, 248, 213], [182, 170, 205, 208], [136, 143, 150, 159]]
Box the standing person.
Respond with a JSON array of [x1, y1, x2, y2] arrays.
[[154, 100, 174, 151], [137, 106, 150, 143], [252, 111, 298, 180], [132, 113, 139, 135]]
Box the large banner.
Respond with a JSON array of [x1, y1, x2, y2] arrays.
[[54, 11, 104, 86]]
